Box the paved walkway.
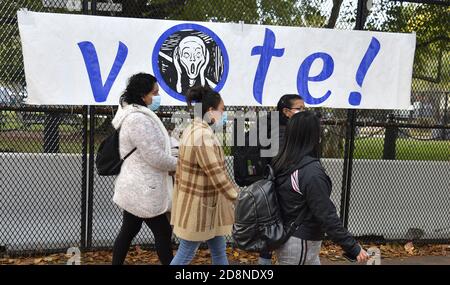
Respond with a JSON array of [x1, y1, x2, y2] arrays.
[[320, 256, 449, 265]]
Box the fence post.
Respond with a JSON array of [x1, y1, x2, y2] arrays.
[[340, 110, 357, 229], [383, 114, 398, 159], [80, 0, 96, 250], [86, 0, 98, 250], [339, 0, 366, 229], [87, 105, 95, 249], [79, 0, 90, 252], [43, 112, 60, 153], [81, 105, 88, 250], [442, 92, 449, 140]]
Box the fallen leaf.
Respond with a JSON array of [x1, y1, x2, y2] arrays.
[[404, 242, 415, 255], [1, 243, 449, 265], [135, 246, 143, 254]]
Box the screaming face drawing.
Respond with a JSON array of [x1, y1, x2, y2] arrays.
[[153, 25, 228, 101], [174, 36, 210, 93]]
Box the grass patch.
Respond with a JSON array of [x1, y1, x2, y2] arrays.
[[1, 128, 448, 161], [354, 138, 449, 161]]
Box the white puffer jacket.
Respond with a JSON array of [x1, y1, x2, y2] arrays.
[[112, 104, 177, 218]]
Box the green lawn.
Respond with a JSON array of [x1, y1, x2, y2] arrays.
[[1, 125, 448, 161], [223, 138, 448, 161], [1, 136, 448, 161], [0, 111, 105, 153], [0, 137, 84, 153], [354, 138, 449, 161]]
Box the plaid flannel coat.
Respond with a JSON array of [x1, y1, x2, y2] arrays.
[[171, 118, 238, 241]]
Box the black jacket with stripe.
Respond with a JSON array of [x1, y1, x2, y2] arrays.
[[274, 155, 361, 259]]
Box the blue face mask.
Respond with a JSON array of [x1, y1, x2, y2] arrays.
[[221, 111, 228, 126], [213, 111, 227, 128], [148, 95, 161, 111]]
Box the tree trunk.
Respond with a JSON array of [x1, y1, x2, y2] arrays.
[[326, 0, 343, 29]]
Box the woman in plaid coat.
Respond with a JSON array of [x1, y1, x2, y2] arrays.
[[170, 86, 239, 265]]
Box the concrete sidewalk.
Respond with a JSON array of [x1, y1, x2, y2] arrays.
[[320, 256, 450, 265]]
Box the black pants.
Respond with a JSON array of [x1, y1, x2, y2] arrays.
[[112, 210, 173, 265]]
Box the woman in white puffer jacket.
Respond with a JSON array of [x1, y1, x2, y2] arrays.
[[111, 73, 177, 265]]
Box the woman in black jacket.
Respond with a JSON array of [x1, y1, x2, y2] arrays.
[[271, 111, 369, 265], [259, 94, 305, 265]]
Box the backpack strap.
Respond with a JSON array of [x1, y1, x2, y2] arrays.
[[117, 127, 137, 161], [264, 164, 275, 180], [123, 147, 137, 160]]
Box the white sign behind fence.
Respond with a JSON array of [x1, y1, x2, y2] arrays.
[[17, 10, 416, 108]]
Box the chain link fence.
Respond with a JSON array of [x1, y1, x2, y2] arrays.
[[0, 0, 449, 255]]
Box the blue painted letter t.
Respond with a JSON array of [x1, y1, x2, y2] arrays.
[[251, 28, 284, 104]]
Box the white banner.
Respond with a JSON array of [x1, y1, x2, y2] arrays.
[[17, 10, 416, 109]]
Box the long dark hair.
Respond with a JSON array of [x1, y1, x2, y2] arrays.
[[120, 73, 157, 107], [272, 111, 321, 174], [277, 94, 304, 126], [186, 86, 222, 118]]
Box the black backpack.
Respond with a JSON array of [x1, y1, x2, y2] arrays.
[[232, 166, 305, 252], [95, 129, 136, 176], [231, 113, 272, 187]]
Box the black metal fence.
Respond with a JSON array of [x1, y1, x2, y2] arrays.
[[0, 0, 449, 255]]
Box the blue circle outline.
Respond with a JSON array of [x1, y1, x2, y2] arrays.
[[152, 23, 229, 102]]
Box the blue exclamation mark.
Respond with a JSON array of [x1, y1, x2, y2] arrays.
[[349, 37, 381, 106]]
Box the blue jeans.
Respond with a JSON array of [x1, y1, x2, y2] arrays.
[[170, 236, 229, 265]]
